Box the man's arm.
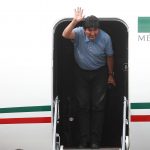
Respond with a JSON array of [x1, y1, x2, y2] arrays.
[[62, 7, 84, 39], [107, 56, 116, 86]]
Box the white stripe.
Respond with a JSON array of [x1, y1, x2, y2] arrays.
[[0, 112, 51, 118], [130, 109, 150, 115]]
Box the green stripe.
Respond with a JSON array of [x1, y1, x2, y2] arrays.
[[0, 105, 51, 113], [131, 103, 150, 109], [138, 17, 150, 33]]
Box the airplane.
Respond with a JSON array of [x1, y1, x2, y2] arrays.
[[0, 0, 150, 149]]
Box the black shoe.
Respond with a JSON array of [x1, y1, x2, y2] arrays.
[[91, 143, 99, 149]]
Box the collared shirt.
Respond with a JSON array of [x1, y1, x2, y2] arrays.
[[73, 27, 113, 70]]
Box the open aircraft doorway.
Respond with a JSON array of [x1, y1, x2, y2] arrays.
[[53, 18, 128, 149]]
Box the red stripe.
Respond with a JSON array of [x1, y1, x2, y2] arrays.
[[0, 117, 51, 124], [131, 115, 150, 122]]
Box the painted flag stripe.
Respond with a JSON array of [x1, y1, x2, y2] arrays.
[[138, 17, 150, 33], [0, 117, 51, 124], [0, 105, 51, 113], [131, 115, 150, 122], [131, 103, 150, 109]]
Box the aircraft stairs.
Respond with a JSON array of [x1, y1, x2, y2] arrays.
[[63, 148, 120, 150], [53, 97, 128, 150]]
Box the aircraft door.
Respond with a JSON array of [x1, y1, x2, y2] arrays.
[[53, 18, 128, 148]]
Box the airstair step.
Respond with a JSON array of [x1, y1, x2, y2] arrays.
[[64, 148, 120, 150]]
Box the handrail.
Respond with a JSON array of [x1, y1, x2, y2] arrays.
[[121, 96, 128, 150], [52, 96, 59, 150]]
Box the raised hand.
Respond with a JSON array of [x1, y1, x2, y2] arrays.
[[74, 7, 84, 22]]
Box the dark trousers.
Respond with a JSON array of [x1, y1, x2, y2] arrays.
[[74, 64, 107, 144]]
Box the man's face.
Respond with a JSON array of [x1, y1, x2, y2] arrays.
[[84, 28, 99, 40]]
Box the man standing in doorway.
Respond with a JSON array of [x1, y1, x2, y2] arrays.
[[62, 7, 116, 149]]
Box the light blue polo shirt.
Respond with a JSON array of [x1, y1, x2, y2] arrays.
[[73, 27, 113, 70]]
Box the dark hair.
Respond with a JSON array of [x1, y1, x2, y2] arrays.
[[83, 15, 100, 29]]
